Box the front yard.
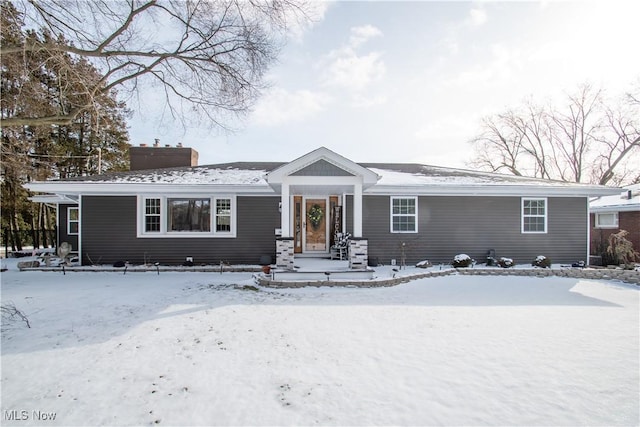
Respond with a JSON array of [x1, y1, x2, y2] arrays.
[[1, 265, 638, 426]]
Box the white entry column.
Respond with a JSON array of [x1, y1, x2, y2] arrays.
[[275, 180, 295, 270], [280, 180, 290, 237], [349, 181, 368, 270]]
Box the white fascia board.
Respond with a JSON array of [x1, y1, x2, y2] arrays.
[[590, 204, 640, 213], [24, 182, 275, 196], [29, 194, 78, 204], [364, 185, 622, 197]]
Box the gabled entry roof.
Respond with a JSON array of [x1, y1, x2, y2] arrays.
[[266, 147, 380, 189]]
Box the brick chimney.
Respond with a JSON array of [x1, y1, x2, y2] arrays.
[[129, 140, 199, 171]]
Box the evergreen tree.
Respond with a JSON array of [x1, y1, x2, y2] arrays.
[[1, 1, 130, 251]]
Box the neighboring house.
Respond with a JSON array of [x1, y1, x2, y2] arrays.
[[26, 146, 620, 268], [589, 184, 640, 264]]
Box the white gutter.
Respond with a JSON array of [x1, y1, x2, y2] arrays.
[[29, 194, 79, 204], [590, 205, 640, 213], [364, 184, 621, 198], [24, 182, 276, 195]]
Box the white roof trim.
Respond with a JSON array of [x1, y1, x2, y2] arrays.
[[590, 205, 639, 213], [365, 184, 621, 197], [29, 194, 79, 204], [25, 182, 275, 196]]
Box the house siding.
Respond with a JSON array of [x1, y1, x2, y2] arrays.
[[81, 195, 280, 265], [358, 195, 587, 265], [58, 203, 79, 252], [291, 159, 354, 176]]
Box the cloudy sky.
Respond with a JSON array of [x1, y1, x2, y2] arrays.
[[129, 1, 640, 169]]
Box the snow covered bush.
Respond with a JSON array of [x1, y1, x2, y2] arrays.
[[532, 255, 551, 268], [415, 260, 432, 268], [606, 230, 639, 267], [451, 254, 473, 268], [497, 257, 514, 268]]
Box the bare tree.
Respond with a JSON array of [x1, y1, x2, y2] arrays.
[[0, 0, 313, 128], [471, 100, 557, 179], [469, 83, 640, 185], [470, 114, 525, 176], [594, 98, 640, 185]]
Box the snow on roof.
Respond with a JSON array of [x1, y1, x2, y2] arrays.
[[113, 167, 268, 185], [590, 184, 640, 211], [64, 161, 598, 187], [364, 164, 591, 187], [62, 163, 283, 185], [33, 160, 618, 198]]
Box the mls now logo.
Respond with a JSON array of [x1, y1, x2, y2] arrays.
[[4, 410, 57, 421]]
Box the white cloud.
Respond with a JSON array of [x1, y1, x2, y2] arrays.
[[285, 1, 332, 42], [444, 43, 523, 89], [320, 25, 386, 93], [323, 48, 386, 91], [349, 24, 383, 47], [251, 88, 332, 126], [435, 5, 487, 60], [467, 7, 487, 27], [351, 93, 387, 109]]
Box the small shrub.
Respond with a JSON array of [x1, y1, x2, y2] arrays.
[[497, 257, 514, 268], [607, 230, 639, 265], [532, 255, 551, 268], [452, 253, 473, 268], [415, 260, 432, 269], [1, 302, 31, 330]]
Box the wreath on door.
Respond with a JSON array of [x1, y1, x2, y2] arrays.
[[307, 204, 324, 229]]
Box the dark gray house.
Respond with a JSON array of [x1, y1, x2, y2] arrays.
[[27, 146, 620, 268]]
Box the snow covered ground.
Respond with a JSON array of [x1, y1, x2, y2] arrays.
[[1, 258, 638, 426]]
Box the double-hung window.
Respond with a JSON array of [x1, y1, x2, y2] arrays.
[[391, 197, 418, 233], [139, 196, 235, 237], [215, 198, 232, 233], [144, 198, 161, 232], [522, 198, 547, 233], [67, 207, 79, 235]]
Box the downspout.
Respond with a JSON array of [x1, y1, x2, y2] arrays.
[[586, 197, 590, 264], [78, 195, 83, 266], [55, 204, 60, 250]]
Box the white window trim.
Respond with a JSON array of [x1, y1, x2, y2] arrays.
[[390, 196, 418, 233], [521, 197, 548, 234], [595, 212, 619, 229], [137, 195, 237, 238], [67, 206, 79, 235]]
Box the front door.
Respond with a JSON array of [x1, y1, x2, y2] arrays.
[[304, 198, 328, 253]]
